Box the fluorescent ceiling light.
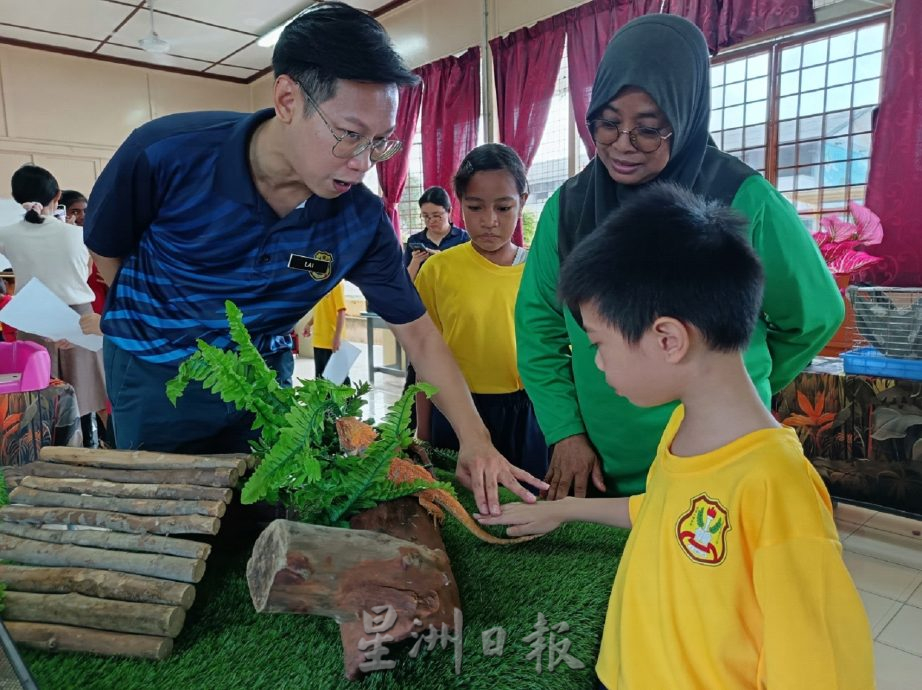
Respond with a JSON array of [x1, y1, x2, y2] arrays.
[[257, 19, 293, 48]]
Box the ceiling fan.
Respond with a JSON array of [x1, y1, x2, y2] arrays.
[[138, 0, 170, 54]]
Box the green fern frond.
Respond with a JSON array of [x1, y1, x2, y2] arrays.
[[241, 404, 328, 504], [168, 301, 442, 525]]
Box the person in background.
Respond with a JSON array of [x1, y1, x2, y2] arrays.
[[515, 14, 843, 501], [61, 189, 109, 444], [0, 165, 107, 447], [414, 144, 549, 481], [0, 270, 16, 342], [480, 183, 873, 689], [403, 187, 470, 434], [404, 186, 469, 281], [84, 2, 545, 513], [307, 280, 349, 385], [61, 190, 107, 317]]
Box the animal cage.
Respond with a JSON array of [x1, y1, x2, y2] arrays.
[[842, 286, 922, 380]]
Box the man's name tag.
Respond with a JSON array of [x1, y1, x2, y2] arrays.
[[288, 254, 332, 274]]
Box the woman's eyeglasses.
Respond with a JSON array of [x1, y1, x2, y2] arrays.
[[588, 120, 673, 153]]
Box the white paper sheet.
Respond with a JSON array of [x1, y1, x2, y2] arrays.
[[0, 278, 104, 352], [321, 340, 361, 385]]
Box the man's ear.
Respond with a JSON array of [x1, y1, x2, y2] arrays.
[[274, 75, 301, 124], [650, 316, 690, 364]]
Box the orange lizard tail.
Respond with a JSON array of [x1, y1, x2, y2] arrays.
[[388, 457, 536, 546], [336, 416, 535, 545]]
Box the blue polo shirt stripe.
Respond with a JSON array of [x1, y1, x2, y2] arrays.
[[85, 109, 424, 364]]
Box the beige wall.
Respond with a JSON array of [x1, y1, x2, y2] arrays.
[[0, 44, 249, 195]]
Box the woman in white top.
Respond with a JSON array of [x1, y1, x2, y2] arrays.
[[0, 165, 106, 434]]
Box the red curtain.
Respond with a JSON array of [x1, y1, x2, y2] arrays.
[[865, 0, 922, 286], [717, 0, 815, 50], [376, 82, 423, 237], [418, 47, 482, 226], [490, 14, 566, 244], [565, 0, 811, 156]]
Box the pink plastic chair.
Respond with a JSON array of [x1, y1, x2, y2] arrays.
[[0, 341, 52, 394]]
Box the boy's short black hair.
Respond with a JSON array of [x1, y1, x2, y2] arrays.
[[273, 2, 419, 108], [559, 181, 764, 352]]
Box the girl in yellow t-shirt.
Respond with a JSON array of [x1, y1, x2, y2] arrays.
[[414, 144, 548, 481], [307, 281, 348, 384]]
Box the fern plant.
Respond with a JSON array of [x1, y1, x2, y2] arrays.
[[167, 300, 452, 526]]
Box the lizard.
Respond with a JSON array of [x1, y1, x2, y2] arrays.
[[335, 416, 536, 546]]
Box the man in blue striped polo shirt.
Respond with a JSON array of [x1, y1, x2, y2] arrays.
[[84, 2, 546, 516]]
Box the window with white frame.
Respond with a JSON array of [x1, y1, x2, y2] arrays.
[[396, 114, 425, 242], [709, 19, 886, 232], [774, 23, 885, 231], [710, 52, 771, 175], [524, 50, 573, 245]]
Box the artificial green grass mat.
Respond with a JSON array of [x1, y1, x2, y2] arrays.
[[21, 474, 628, 690]]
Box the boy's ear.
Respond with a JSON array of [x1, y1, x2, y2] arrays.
[[651, 317, 689, 363]]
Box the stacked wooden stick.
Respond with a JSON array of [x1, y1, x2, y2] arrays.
[[0, 448, 252, 660]]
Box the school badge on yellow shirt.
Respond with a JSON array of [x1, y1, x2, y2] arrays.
[[675, 494, 731, 566]]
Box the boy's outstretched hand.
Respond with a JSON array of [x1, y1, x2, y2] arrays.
[[475, 499, 568, 537]]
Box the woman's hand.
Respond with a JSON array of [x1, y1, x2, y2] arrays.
[[409, 249, 430, 267], [544, 433, 607, 500]]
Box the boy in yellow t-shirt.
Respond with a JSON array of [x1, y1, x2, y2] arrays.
[[478, 182, 874, 689], [307, 281, 347, 383]]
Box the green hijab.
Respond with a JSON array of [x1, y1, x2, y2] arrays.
[[558, 14, 755, 261]]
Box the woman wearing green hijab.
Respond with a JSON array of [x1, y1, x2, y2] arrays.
[[515, 14, 843, 500]]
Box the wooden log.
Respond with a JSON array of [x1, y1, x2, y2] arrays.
[[247, 518, 457, 618], [9, 486, 226, 518], [3, 465, 26, 490], [208, 452, 257, 470], [6, 622, 173, 660], [20, 461, 238, 488], [341, 497, 461, 680], [0, 505, 219, 538], [39, 447, 247, 474], [20, 475, 233, 504], [0, 533, 206, 583], [0, 564, 195, 608], [0, 521, 211, 560], [247, 509, 461, 680], [3, 591, 186, 638], [0, 505, 220, 536]]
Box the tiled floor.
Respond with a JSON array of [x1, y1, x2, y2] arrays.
[[835, 502, 922, 688], [298, 352, 922, 687]]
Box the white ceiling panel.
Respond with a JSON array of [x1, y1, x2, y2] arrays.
[[0, 0, 132, 41], [111, 10, 253, 63], [98, 42, 213, 72], [224, 41, 274, 71], [0, 0, 411, 82], [0, 26, 100, 53], [153, 0, 307, 35], [205, 64, 259, 80]]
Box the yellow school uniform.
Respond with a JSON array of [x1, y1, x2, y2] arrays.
[[414, 243, 524, 394], [311, 282, 346, 350], [597, 406, 874, 689]]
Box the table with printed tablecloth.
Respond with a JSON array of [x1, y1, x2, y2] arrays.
[[0, 378, 81, 465], [773, 357, 922, 518]]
